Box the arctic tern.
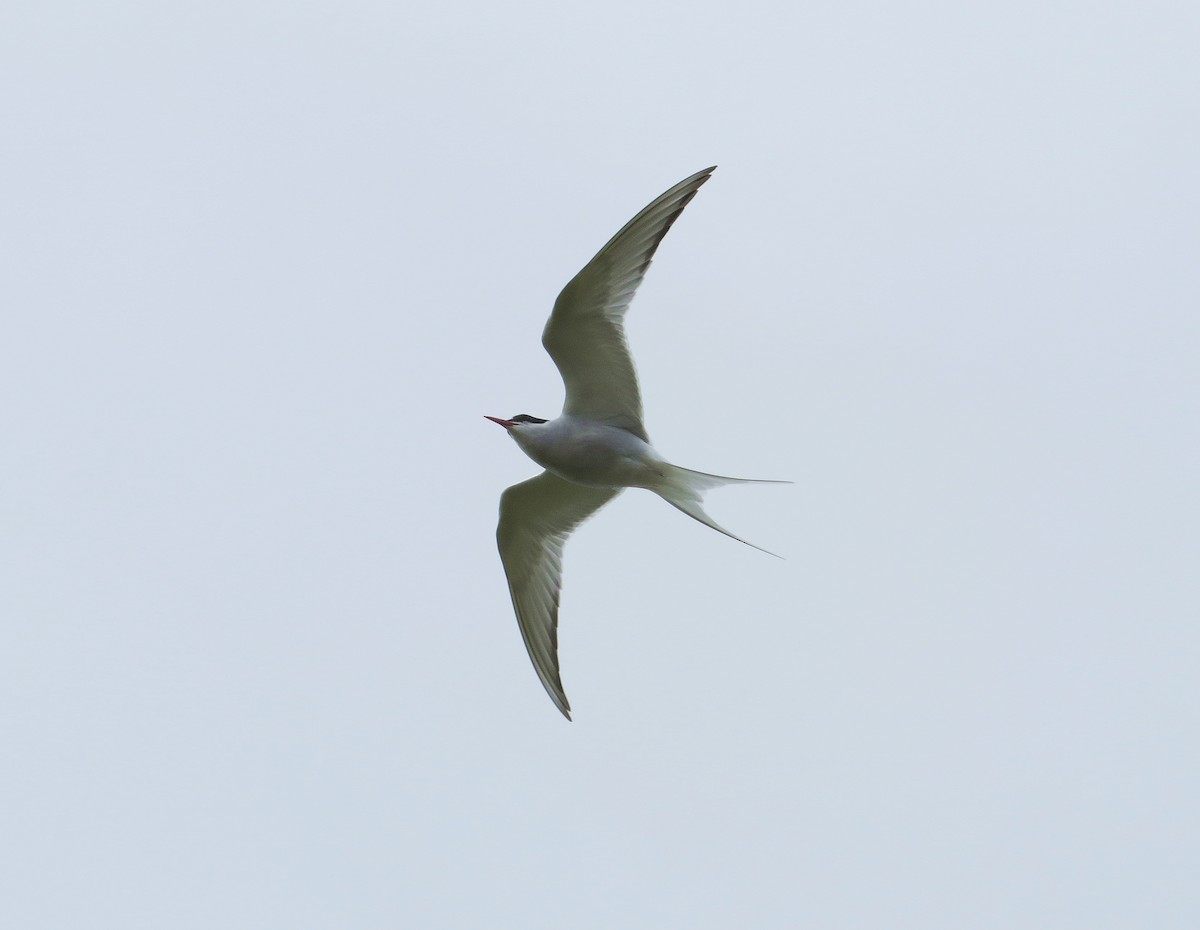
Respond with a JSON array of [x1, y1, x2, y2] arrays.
[[488, 166, 786, 719]]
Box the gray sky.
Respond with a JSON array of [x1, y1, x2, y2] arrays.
[[3, 1, 1197, 927]]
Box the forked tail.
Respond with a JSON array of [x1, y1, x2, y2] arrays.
[[652, 464, 790, 558]]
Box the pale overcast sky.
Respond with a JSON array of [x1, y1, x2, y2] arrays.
[[3, 2, 1197, 928]]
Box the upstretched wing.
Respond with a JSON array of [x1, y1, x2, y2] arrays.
[[542, 166, 716, 442], [496, 471, 621, 719]]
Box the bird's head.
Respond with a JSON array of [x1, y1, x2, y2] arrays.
[[484, 414, 548, 432]]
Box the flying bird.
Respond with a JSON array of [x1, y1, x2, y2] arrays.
[[487, 166, 787, 719]]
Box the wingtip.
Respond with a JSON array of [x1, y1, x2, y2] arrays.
[[550, 682, 573, 720], [679, 166, 717, 188]]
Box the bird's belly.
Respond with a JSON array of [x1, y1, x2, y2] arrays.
[[525, 431, 661, 489]]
